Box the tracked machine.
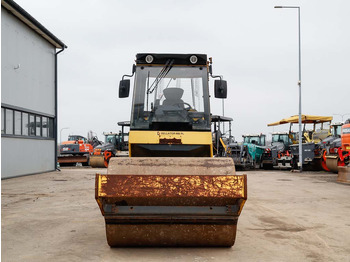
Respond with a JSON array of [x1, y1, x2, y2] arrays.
[[95, 54, 247, 247]]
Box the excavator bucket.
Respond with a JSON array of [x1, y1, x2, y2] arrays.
[[95, 157, 247, 247]]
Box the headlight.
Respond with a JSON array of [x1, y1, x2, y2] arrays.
[[190, 55, 198, 64], [145, 55, 154, 63]]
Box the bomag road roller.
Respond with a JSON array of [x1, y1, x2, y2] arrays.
[[95, 54, 247, 247]]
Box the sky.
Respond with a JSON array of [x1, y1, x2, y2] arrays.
[[14, 0, 350, 142]]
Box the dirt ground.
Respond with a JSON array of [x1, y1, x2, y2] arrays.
[[2, 167, 350, 262]]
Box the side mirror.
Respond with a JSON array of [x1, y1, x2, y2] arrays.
[[119, 79, 130, 98], [214, 79, 227, 99]]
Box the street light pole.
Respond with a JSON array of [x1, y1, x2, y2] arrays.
[[333, 113, 350, 123], [60, 127, 69, 145], [275, 6, 303, 172]]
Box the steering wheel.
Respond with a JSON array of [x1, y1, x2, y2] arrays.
[[174, 102, 192, 110]]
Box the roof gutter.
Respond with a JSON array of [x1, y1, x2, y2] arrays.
[[2, 0, 67, 49], [55, 47, 66, 170]]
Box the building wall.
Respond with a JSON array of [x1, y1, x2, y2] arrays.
[[1, 138, 55, 179], [1, 7, 57, 178], [1, 7, 55, 115]]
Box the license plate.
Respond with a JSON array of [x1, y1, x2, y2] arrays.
[[346, 146, 350, 150], [62, 147, 69, 151]]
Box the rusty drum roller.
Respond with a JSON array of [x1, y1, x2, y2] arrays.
[[90, 155, 106, 168], [325, 155, 339, 173], [95, 157, 247, 247], [337, 166, 350, 184]]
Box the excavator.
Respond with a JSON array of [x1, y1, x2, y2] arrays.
[[95, 54, 247, 247], [58, 133, 101, 166]]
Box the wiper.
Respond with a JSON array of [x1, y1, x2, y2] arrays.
[[147, 59, 174, 95]]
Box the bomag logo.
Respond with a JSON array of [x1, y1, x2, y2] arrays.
[[157, 131, 184, 136]]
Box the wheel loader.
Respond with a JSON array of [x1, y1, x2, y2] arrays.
[[95, 54, 247, 247]]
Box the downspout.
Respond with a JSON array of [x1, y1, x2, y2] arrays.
[[55, 46, 65, 170]]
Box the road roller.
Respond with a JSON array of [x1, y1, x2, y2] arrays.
[[325, 121, 350, 173], [90, 122, 129, 168], [268, 115, 333, 170], [95, 54, 247, 247]]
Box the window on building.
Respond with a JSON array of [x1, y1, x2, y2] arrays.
[[29, 115, 35, 136], [48, 118, 54, 138], [6, 109, 13, 134], [1, 107, 54, 139], [14, 111, 22, 135], [36, 116, 41, 137], [42, 117, 48, 137], [22, 113, 29, 136], [1, 108, 4, 134]]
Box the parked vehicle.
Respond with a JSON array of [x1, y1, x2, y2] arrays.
[[324, 120, 350, 172], [268, 115, 332, 170], [95, 53, 247, 247], [90, 121, 129, 168], [58, 132, 101, 166], [269, 132, 294, 169], [229, 133, 266, 169], [211, 115, 234, 157]]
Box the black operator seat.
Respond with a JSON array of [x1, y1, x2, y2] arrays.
[[162, 88, 184, 109]]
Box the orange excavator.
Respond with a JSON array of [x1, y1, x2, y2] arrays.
[[58, 134, 101, 166]]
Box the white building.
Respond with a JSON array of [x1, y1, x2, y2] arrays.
[[1, 0, 66, 178]]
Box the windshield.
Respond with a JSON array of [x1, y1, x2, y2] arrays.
[[244, 136, 259, 144], [68, 136, 86, 142], [332, 125, 342, 137], [243, 135, 265, 146], [131, 66, 210, 131], [272, 134, 291, 145], [342, 127, 350, 134], [105, 135, 116, 144]]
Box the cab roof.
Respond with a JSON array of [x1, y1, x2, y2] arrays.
[[268, 115, 333, 126], [136, 53, 207, 65], [211, 115, 233, 122], [242, 134, 265, 137]]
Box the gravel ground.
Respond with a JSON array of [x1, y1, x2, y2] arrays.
[[2, 167, 350, 262]]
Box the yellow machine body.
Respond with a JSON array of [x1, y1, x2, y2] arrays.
[[128, 130, 213, 157]]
